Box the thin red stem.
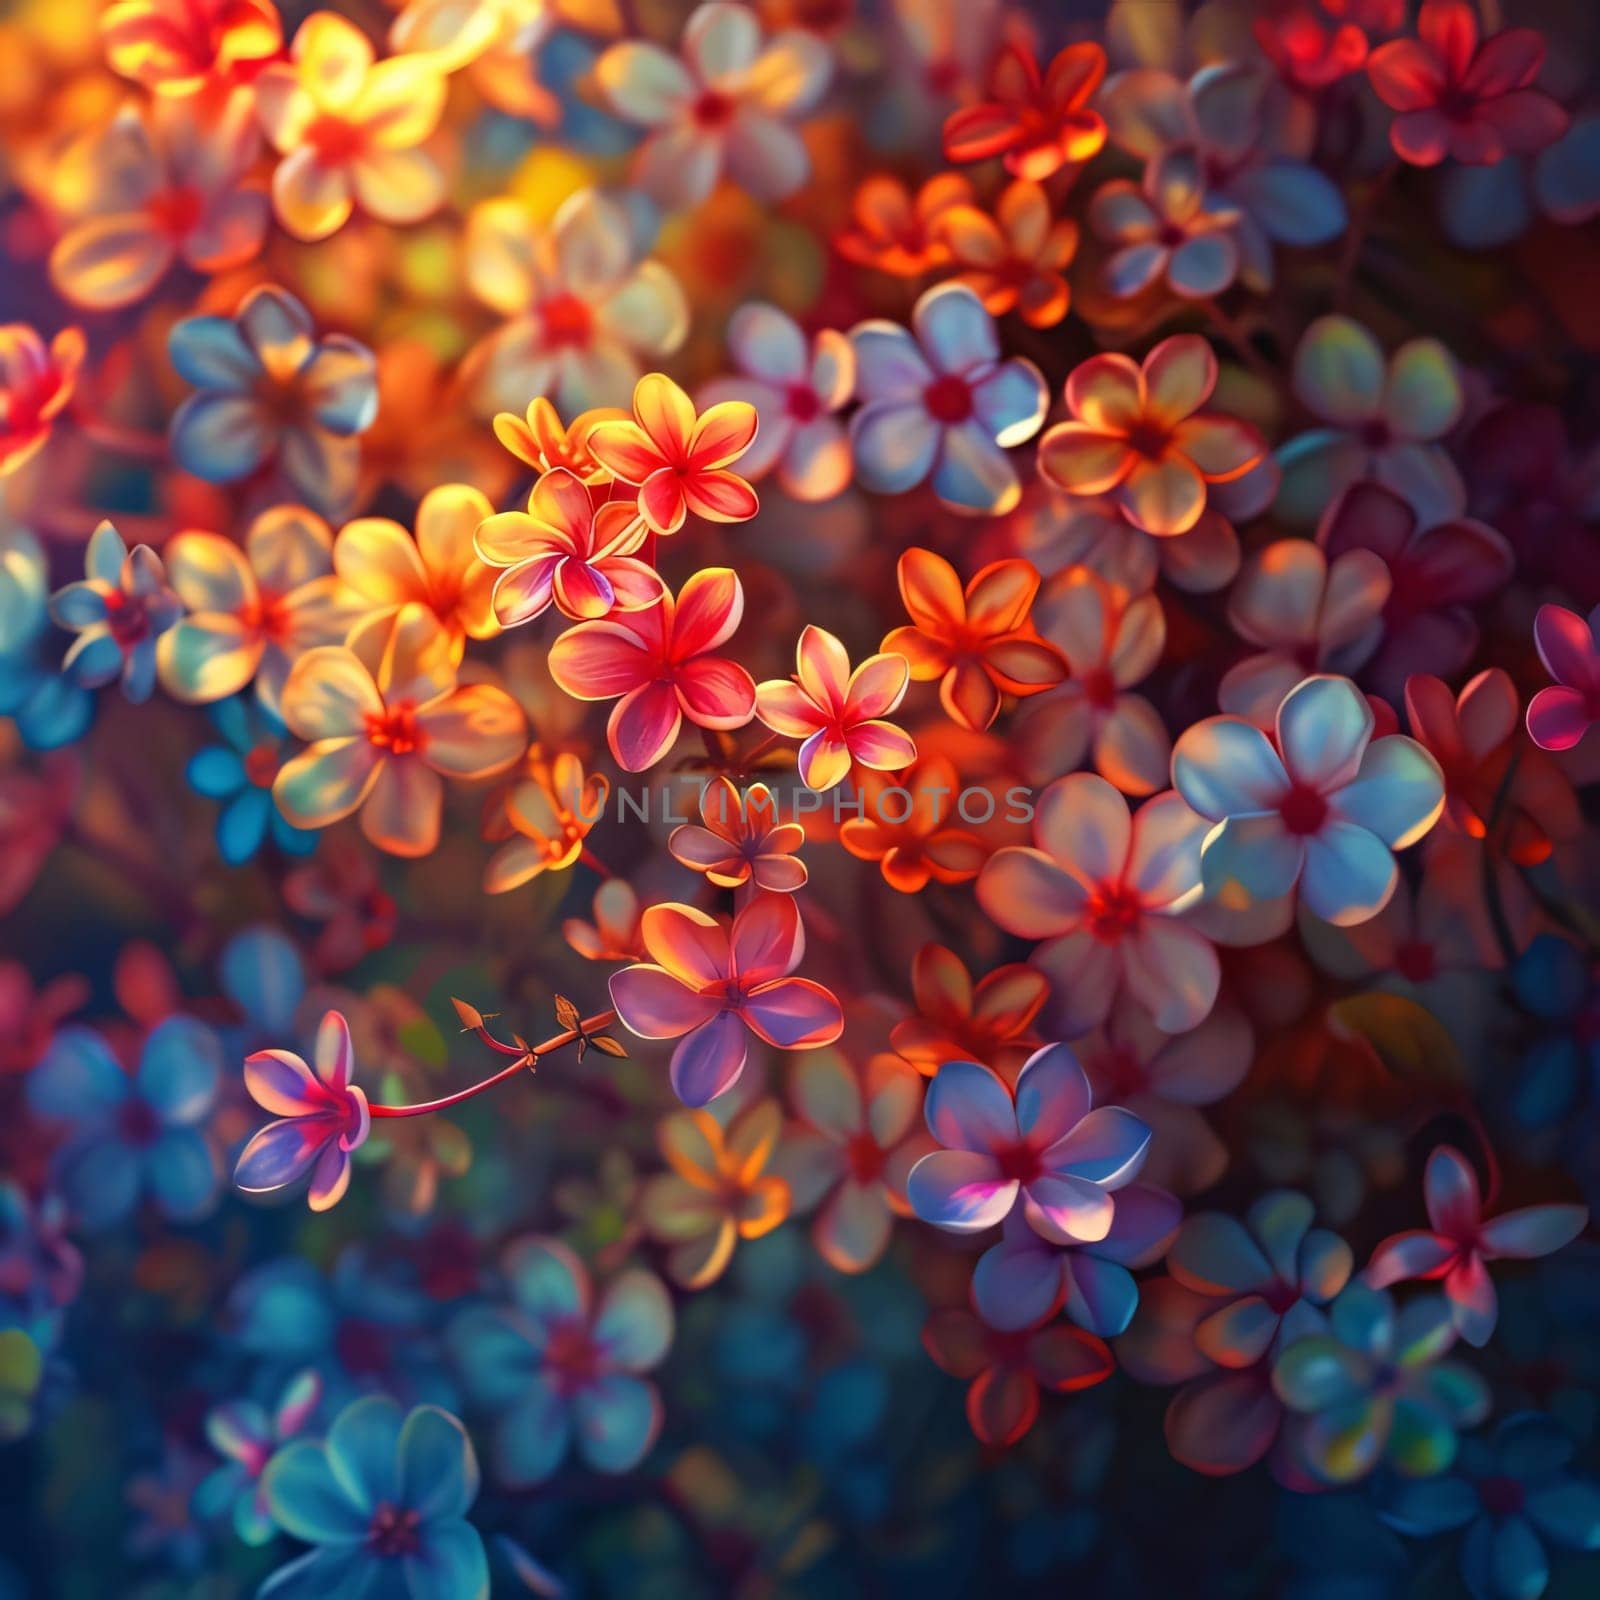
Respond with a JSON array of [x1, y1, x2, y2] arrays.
[[368, 1010, 617, 1118], [579, 845, 612, 878]]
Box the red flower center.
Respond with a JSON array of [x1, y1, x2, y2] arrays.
[[306, 114, 367, 165], [1124, 419, 1173, 461], [244, 741, 280, 788], [845, 1130, 886, 1183], [993, 1139, 1043, 1185], [1081, 667, 1117, 711], [146, 184, 204, 240], [102, 587, 152, 647], [367, 1502, 422, 1557], [544, 1315, 602, 1396], [539, 291, 594, 349], [924, 374, 973, 424], [117, 1098, 162, 1148], [785, 384, 821, 422], [1395, 939, 1437, 982], [1085, 879, 1142, 944], [365, 703, 425, 756], [1278, 782, 1328, 837], [692, 88, 735, 128], [1477, 1475, 1527, 1516]]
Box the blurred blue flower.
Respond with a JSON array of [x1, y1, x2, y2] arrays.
[[1274, 1283, 1491, 1485], [188, 699, 319, 865], [218, 923, 309, 1046], [260, 1395, 487, 1599], [167, 285, 377, 521], [446, 1236, 672, 1486], [193, 1369, 322, 1545], [1376, 1411, 1600, 1600], [25, 1018, 222, 1230], [0, 527, 92, 749]]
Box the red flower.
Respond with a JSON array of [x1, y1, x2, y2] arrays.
[[922, 1306, 1112, 1446], [942, 43, 1107, 181], [1367, 0, 1568, 166]]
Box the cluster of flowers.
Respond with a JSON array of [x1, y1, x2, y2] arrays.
[[3, 0, 1600, 1594]]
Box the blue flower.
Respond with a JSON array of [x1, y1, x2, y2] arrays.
[[445, 1236, 672, 1486], [1376, 1412, 1600, 1600], [1507, 935, 1598, 1130], [47, 521, 182, 705], [25, 1018, 222, 1229], [1273, 1282, 1491, 1485], [189, 698, 320, 865], [219, 923, 309, 1043], [848, 283, 1047, 515], [260, 1395, 487, 1600], [168, 285, 377, 521], [0, 527, 92, 749], [193, 1370, 322, 1546]]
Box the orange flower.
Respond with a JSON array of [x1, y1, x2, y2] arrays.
[[255, 12, 447, 242], [889, 943, 1047, 1078], [1037, 334, 1266, 537], [668, 776, 807, 892], [564, 879, 643, 963], [839, 755, 987, 893], [588, 374, 759, 536], [0, 323, 84, 477], [273, 604, 526, 857], [483, 749, 608, 894], [102, 0, 284, 95], [943, 41, 1108, 180], [334, 484, 502, 660], [641, 1098, 791, 1289], [834, 172, 974, 277], [882, 548, 1065, 732], [934, 179, 1079, 327], [493, 397, 629, 486]]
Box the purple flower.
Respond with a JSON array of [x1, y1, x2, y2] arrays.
[[848, 282, 1047, 515], [907, 1043, 1151, 1242], [235, 1010, 371, 1212], [973, 1185, 1180, 1337], [194, 1370, 322, 1545]]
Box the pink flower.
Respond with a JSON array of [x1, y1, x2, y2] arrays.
[[1367, 0, 1568, 168], [1088, 149, 1240, 301], [977, 773, 1218, 1036], [594, 1, 832, 208], [668, 776, 807, 892], [235, 1010, 371, 1212], [754, 624, 915, 791], [1013, 564, 1170, 794], [1527, 603, 1600, 752], [1365, 1145, 1586, 1345], [608, 894, 844, 1106], [907, 1043, 1150, 1242], [547, 568, 756, 771], [475, 467, 663, 626]]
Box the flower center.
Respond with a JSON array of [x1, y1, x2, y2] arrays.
[[539, 291, 594, 350], [117, 1098, 162, 1148], [364, 703, 425, 756], [993, 1139, 1042, 1185], [845, 1130, 886, 1183], [1124, 419, 1173, 461], [785, 384, 821, 423], [367, 1501, 422, 1557], [1262, 1278, 1300, 1315], [102, 587, 152, 647], [146, 184, 204, 240], [1278, 782, 1328, 837], [544, 1316, 602, 1396], [306, 115, 367, 165], [1084, 880, 1142, 944], [692, 88, 735, 128], [240, 588, 291, 641], [923, 374, 973, 424], [1477, 1475, 1527, 1516], [243, 741, 280, 788], [1080, 666, 1117, 711], [1361, 418, 1392, 450]]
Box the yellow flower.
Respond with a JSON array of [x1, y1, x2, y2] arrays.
[[483, 748, 609, 894], [255, 11, 447, 241], [334, 484, 502, 663], [273, 603, 526, 857]]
